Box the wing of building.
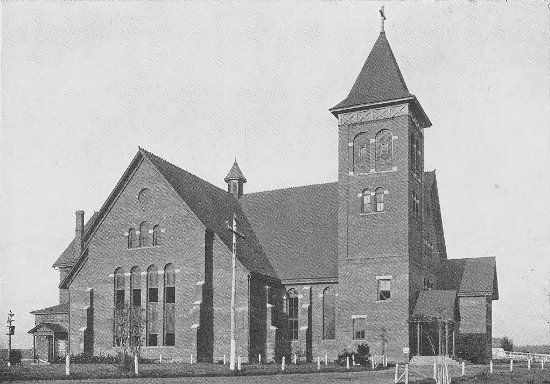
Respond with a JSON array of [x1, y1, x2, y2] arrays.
[[30, 16, 498, 365]]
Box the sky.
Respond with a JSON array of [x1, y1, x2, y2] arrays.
[[1, 1, 549, 349]]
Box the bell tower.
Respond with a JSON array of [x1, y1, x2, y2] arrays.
[[224, 159, 247, 199], [330, 9, 432, 361]]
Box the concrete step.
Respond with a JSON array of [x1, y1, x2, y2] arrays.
[[409, 355, 461, 366]]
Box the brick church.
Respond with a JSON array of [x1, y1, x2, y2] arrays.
[[29, 15, 498, 365]]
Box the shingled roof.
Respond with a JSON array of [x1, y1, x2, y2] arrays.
[[52, 212, 98, 268], [30, 303, 68, 315], [438, 257, 498, 299], [240, 183, 338, 283], [224, 160, 247, 183], [331, 32, 411, 111], [28, 322, 67, 334], [140, 149, 276, 279]]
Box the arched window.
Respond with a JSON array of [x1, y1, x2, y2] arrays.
[[164, 264, 176, 346], [287, 289, 299, 341], [130, 266, 141, 307], [361, 189, 372, 213], [375, 188, 385, 212], [375, 130, 393, 171], [113, 268, 125, 346], [146, 265, 159, 346], [152, 225, 161, 246], [140, 222, 150, 247], [323, 287, 335, 340], [128, 228, 137, 249], [353, 133, 370, 173]]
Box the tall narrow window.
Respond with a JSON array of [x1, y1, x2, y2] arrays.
[[130, 266, 141, 307], [416, 137, 422, 175], [361, 189, 372, 213], [114, 268, 125, 346], [140, 221, 150, 247], [287, 289, 299, 341], [164, 263, 176, 346], [152, 225, 161, 246], [411, 133, 417, 174], [378, 279, 391, 301], [323, 287, 335, 340], [353, 133, 370, 173], [147, 264, 159, 346], [375, 130, 393, 171], [375, 188, 385, 212], [128, 228, 137, 249], [353, 318, 366, 340]]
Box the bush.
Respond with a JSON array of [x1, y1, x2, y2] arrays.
[[8, 349, 22, 365], [336, 343, 370, 367]]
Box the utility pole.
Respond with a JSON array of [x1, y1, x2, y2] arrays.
[[226, 214, 244, 371], [6, 311, 14, 367]]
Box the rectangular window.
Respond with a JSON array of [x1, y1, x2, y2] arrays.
[[115, 290, 124, 309], [165, 287, 175, 304], [353, 318, 366, 340], [378, 279, 391, 301], [149, 287, 158, 303], [132, 289, 141, 306], [165, 333, 175, 346], [148, 333, 158, 346]]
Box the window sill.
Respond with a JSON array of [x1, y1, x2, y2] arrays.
[[127, 245, 162, 251], [142, 346, 176, 349], [376, 299, 392, 303], [360, 211, 386, 216], [351, 167, 397, 177]]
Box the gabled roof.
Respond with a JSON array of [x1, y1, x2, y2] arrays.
[[60, 148, 277, 289], [140, 149, 276, 278], [438, 257, 498, 300], [412, 290, 457, 322], [52, 212, 99, 268], [331, 32, 411, 111], [224, 160, 247, 183], [30, 303, 68, 315], [240, 183, 338, 282], [28, 322, 67, 334]]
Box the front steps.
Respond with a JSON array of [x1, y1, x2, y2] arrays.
[[409, 355, 461, 366]]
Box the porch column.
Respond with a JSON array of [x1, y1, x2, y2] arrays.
[[416, 323, 421, 356], [33, 335, 36, 361], [452, 329, 456, 356], [438, 322, 442, 356], [445, 322, 449, 356]]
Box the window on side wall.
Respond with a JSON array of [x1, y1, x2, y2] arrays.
[[378, 279, 391, 301], [353, 318, 366, 340], [287, 289, 299, 341]]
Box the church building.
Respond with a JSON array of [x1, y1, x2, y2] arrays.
[[29, 14, 498, 365]]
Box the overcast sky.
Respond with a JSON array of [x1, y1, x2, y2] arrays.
[[1, 1, 549, 349]]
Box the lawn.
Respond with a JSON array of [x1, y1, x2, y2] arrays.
[[0, 360, 386, 381]]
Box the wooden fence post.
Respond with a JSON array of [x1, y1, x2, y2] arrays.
[[317, 356, 320, 370], [510, 359, 513, 372], [528, 358, 531, 370], [490, 360, 493, 373], [395, 363, 399, 383], [134, 354, 139, 375], [433, 361, 437, 379], [405, 364, 409, 384], [237, 356, 241, 371], [461, 361, 465, 376], [282, 356, 285, 371], [65, 354, 70, 376], [325, 354, 328, 365], [346, 356, 349, 369]]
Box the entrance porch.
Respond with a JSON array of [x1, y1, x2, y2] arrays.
[[28, 323, 68, 362]]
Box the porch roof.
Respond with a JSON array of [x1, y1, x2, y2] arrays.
[[28, 322, 67, 335], [412, 290, 457, 322]]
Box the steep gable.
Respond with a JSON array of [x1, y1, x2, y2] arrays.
[[438, 257, 498, 300]]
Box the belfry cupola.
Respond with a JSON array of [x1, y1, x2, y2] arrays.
[[329, 7, 431, 129], [224, 159, 247, 199]]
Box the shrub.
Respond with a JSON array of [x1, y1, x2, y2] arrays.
[[8, 349, 22, 365], [336, 343, 370, 367]]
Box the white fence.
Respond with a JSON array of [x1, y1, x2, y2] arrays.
[[502, 351, 550, 362]]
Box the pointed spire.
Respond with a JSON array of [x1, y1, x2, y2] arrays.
[[224, 159, 247, 183], [331, 31, 411, 113]]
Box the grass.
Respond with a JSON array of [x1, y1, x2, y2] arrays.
[[0, 361, 387, 381]]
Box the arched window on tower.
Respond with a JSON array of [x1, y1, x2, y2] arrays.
[[146, 264, 159, 346], [130, 266, 141, 307], [361, 189, 372, 213], [128, 228, 137, 249], [140, 222, 150, 247], [287, 289, 299, 341], [164, 264, 176, 346], [353, 133, 370, 173], [323, 287, 335, 340], [152, 225, 161, 246], [375, 188, 385, 212], [375, 130, 393, 171], [113, 267, 125, 346]]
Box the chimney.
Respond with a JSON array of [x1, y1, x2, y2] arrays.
[[74, 210, 84, 258]]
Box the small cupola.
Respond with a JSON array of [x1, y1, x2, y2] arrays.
[[224, 159, 247, 199]]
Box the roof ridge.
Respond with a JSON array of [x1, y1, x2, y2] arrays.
[[139, 147, 229, 196], [243, 181, 338, 196]]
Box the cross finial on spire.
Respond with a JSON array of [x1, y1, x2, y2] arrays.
[[379, 6, 386, 33]]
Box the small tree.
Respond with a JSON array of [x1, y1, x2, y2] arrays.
[[501, 336, 514, 352], [114, 304, 145, 371]]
